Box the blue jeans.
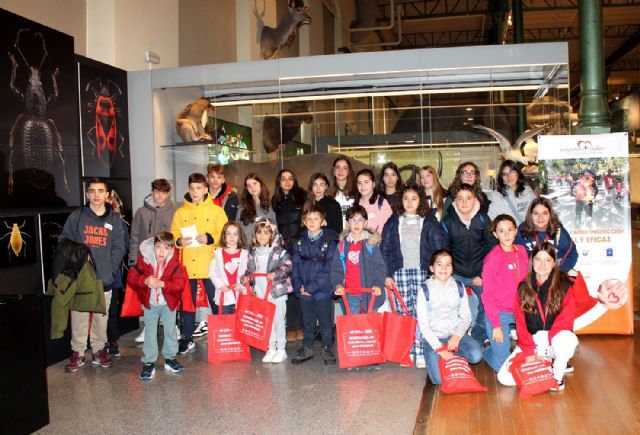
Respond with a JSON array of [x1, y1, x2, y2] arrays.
[[142, 304, 178, 364], [423, 335, 483, 385], [300, 295, 334, 348], [453, 274, 488, 343], [482, 311, 515, 372], [341, 293, 373, 314]]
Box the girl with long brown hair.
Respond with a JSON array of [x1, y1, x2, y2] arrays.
[[328, 156, 357, 226], [443, 161, 490, 219], [237, 173, 276, 248], [419, 165, 446, 221], [497, 241, 578, 391]]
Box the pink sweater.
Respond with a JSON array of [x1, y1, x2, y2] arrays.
[[359, 196, 393, 234], [481, 244, 529, 328]]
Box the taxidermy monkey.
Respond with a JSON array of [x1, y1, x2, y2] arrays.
[[260, 1, 311, 60], [176, 97, 213, 142]]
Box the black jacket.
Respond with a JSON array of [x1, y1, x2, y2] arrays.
[[317, 196, 343, 235], [442, 207, 497, 279], [274, 194, 304, 252]]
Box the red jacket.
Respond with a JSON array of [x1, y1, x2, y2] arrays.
[[126, 242, 186, 311], [514, 286, 576, 356]]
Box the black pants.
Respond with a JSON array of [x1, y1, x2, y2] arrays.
[[181, 279, 216, 341], [299, 296, 334, 348], [286, 296, 303, 331], [107, 287, 121, 342]]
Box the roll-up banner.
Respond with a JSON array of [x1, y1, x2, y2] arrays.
[[538, 132, 633, 334]]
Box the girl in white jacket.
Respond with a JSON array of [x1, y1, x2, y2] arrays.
[[208, 221, 249, 314]]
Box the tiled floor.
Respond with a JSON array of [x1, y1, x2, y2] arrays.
[[38, 336, 425, 434]]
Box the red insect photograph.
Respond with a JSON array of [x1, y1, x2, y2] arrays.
[[77, 55, 130, 179]]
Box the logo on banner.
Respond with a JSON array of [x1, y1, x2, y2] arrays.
[[606, 248, 614, 257], [577, 140, 592, 151]]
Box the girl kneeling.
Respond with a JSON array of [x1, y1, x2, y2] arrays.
[[497, 242, 578, 391], [417, 249, 483, 384]]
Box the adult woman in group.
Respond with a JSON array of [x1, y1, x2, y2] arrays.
[[488, 160, 538, 226], [304, 172, 342, 234]]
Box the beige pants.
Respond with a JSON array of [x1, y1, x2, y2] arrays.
[[70, 291, 112, 354]]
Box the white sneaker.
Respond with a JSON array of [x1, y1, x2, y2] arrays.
[[262, 350, 277, 363], [509, 329, 518, 341], [415, 356, 426, 369], [134, 328, 145, 343], [271, 350, 288, 363], [193, 321, 208, 337], [176, 325, 181, 340]]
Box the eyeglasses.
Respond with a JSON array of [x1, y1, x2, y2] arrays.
[[501, 169, 517, 177], [461, 170, 476, 177], [348, 218, 366, 224]]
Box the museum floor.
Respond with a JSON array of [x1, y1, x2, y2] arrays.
[[37, 231, 640, 435]]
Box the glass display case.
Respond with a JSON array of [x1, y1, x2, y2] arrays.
[[132, 43, 570, 201]]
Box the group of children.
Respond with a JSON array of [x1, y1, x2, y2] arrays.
[[63, 159, 580, 393]]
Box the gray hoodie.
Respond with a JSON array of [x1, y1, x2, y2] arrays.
[[60, 204, 126, 289], [128, 195, 177, 265]]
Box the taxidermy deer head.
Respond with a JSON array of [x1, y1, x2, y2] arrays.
[[260, 1, 311, 60]]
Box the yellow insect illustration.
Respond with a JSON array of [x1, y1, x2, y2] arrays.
[[1, 220, 31, 258]]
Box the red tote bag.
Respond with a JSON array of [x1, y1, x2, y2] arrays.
[[382, 285, 417, 367], [508, 353, 558, 397], [195, 280, 209, 308], [121, 284, 143, 317], [207, 292, 251, 363], [438, 356, 487, 394], [336, 288, 385, 369], [234, 273, 275, 352]]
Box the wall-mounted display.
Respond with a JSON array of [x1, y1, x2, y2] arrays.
[[0, 8, 80, 208], [0, 214, 36, 267], [206, 117, 252, 162], [77, 55, 130, 179]]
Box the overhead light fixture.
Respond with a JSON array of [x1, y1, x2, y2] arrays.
[[467, 117, 474, 121], [466, 107, 473, 111]]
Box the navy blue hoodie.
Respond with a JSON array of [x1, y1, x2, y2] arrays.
[[60, 203, 126, 290]]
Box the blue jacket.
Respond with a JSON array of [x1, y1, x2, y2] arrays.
[[330, 230, 387, 310], [380, 214, 446, 277], [292, 228, 339, 300], [515, 224, 578, 272]]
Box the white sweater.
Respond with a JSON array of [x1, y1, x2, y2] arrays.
[[416, 276, 472, 352]]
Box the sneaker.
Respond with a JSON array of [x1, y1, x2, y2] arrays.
[[415, 356, 426, 369], [550, 379, 565, 392], [177, 339, 195, 355], [564, 363, 574, 373], [164, 358, 184, 373], [140, 363, 155, 381], [509, 329, 518, 341], [193, 321, 208, 338], [272, 350, 288, 363], [64, 352, 85, 372], [322, 346, 336, 365], [91, 350, 113, 368], [134, 328, 145, 343], [262, 349, 277, 363], [291, 346, 314, 365], [176, 325, 181, 340], [104, 341, 120, 357]]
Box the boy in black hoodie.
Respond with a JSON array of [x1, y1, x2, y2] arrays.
[[60, 178, 126, 372]]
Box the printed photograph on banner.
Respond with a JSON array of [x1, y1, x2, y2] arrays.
[[539, 133, 633, 334], [541, 157, 629, 231]]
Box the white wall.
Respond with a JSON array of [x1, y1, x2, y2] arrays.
[[0, 0, 87, 55]]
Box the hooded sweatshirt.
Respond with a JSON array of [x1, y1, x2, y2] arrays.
[[129, 194, 177, 265], [60, 203, 126, 289], [126, 237, 186, 311]]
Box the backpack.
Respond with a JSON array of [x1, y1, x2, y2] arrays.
[[421, 279, 466, 313], [337, 238, 373, 272]]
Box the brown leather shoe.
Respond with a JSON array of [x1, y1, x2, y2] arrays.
[[286, 331, 297, 342], [296, 330, 304, 340]]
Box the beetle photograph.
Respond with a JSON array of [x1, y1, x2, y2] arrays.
[[0, 214, 37, 268], [0, 9, 81, 209], [77, 56, 130, 179]]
